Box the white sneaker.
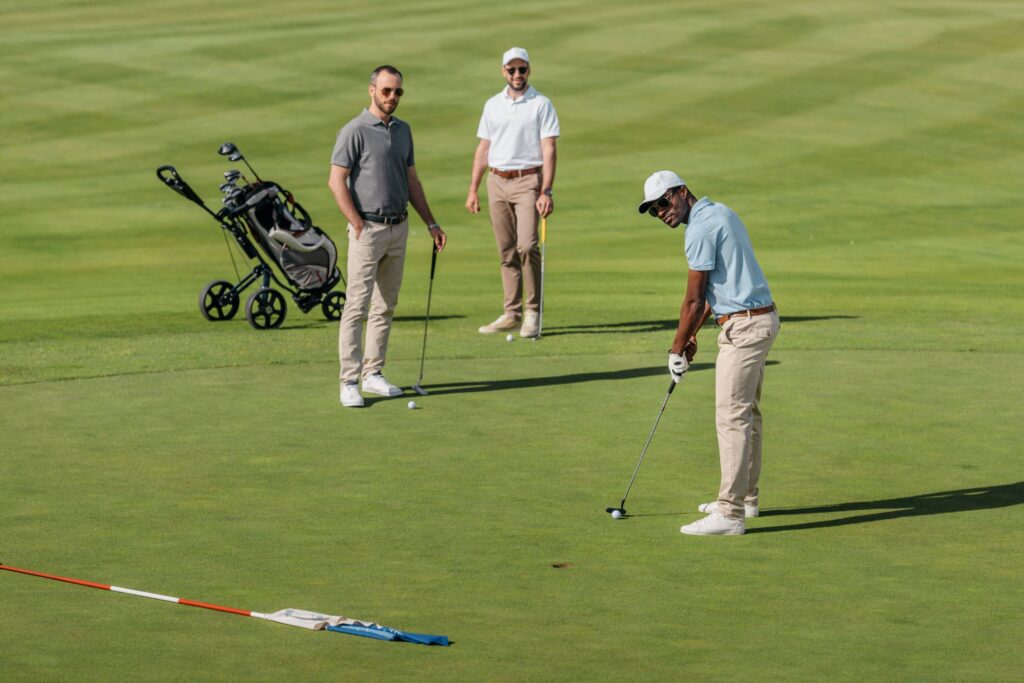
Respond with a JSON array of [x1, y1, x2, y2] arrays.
[[340, 382, 364, 407], [519, 311, 539, 338], [699, 501, 759, 518], [362, 372, 402, 397], [478, 314, 520, 334], [680, 512, 745, 536]]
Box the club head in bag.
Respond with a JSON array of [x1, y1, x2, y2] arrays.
[[224, 170, 242, 183], [228, 153, 243, 162], [218, 142, 238, 157]]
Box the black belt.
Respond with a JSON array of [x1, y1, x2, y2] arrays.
[[361, 212, 407, 225]]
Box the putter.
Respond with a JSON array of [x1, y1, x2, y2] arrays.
[[537, 215, 547, 339], [606, 379, 678, 518], [411, 245, 438, 396]]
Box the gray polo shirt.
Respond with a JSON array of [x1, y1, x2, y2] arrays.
[[331, 108, 415, 216]]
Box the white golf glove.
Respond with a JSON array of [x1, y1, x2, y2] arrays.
[[668, 352, 689, 384]]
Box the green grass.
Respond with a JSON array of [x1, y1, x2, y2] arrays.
[[2, 0, 1023, 680]]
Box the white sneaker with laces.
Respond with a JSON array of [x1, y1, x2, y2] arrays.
[[699, 501, 759, 518], [519, 311, 539, 338], [362, 372, 402, 397], [680, 512, 745, 536], [340, 382, 364, 407], [478, 314, 520, 334]]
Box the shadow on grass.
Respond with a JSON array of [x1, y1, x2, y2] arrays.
[[748, 481, 1024, 534], [540, 314, 856, 337], [413, 360, 779, 397], [416, 363, 711, 396]]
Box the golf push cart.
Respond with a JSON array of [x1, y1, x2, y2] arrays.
[[157, 143, 345, 330]]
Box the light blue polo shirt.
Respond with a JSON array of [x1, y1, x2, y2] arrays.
[[684, 197, 773, 315]]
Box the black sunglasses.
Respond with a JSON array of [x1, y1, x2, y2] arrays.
[[647, 187, 680, 216], [505, 66, 528, 75], [378, 87, 404, 97]]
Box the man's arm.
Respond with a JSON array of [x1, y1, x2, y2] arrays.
[[671, 269, 710, 357], [407, 164, 447, 251], [327, 164, 365, 239], [465, 138, 490, 214], [535, 137, 557, 218]]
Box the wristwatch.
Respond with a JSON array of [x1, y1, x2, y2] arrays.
[[428, 223, 441, 230], [542, 188, 553, 197]]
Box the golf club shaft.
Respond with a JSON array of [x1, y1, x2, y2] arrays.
[[416, 247, 438, 386], [539, 217, 546, 337], [619, 380, 677, 507]]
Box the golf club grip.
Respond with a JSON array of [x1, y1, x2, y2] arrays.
[[430, 246, 437, 279]]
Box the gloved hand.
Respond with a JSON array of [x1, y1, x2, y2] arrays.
[[668, 352, 689, 384]]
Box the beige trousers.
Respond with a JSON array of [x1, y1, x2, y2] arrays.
[[713, 311, 780, 520], [338, 220, 408, 384], [486, 172, 541, 316]]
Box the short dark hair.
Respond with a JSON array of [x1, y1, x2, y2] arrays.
[[370, 65, 403, 85]]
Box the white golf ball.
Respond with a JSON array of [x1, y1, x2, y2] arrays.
[[506, 334, 514, 342], [407, 401, 417, 409], [611, 510, 622, 520]]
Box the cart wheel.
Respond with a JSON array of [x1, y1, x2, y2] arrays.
[[245, 288, 287, 329], [199, 280, 239, 321], [322, 291, 345, 320]]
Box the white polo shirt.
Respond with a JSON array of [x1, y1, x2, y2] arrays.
[[477, 85, 559, 170]]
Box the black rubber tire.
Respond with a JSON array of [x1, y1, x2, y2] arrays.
[[321, 291, 346, 320], [245, 288, 287, 330], [199, 280, 239, 321]]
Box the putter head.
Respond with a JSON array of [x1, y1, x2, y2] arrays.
[[412, 384, 428, 396], [605, 507, 626, 516]]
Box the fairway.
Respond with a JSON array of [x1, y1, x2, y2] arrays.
[[2, 1, 1023, 680]]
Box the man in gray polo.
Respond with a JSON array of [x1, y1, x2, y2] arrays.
[[466, 46, 559, 339], [638, 171, 778, 536], [328, 65, 447, 408]]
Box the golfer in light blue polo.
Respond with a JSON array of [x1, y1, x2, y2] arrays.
[[638, 170, 779, 536]]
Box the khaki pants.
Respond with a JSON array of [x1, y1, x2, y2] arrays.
[[713, 311, 780, 520], [338, 220, 408, 384], [486, 172, 541, 315]]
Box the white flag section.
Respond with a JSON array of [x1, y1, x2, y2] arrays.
[[1, 563, 449, 646], [261, 609, 352, 630]]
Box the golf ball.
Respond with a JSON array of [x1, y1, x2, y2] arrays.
[[611, 510, 622, 520], [506, 334, 514, 342], [407, 401, 417, 409]]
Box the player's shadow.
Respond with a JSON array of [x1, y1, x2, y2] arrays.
[[747, 482, 1024, 533], [540, 315, 856, 337], [420, 362, 738, 396]]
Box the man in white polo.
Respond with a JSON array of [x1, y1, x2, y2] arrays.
[[328, 65, 447, 408], [466, 47, 559, 338], [638, 171, 778, 536]]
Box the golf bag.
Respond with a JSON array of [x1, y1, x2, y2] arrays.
[[156, 142, 345, 330]]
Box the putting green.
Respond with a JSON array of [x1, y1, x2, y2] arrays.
[[2, 1, 1022, 680]]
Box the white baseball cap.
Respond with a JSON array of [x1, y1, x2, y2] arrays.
[[502, 47, 530, 66], [637, 170, 686, 213]]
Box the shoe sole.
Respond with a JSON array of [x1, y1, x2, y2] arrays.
[[680, 526, 745, 536], [362, 388, 402, 397], [698, 503, 759, 518]]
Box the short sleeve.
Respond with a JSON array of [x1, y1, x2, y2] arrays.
[[476, 105, 490, 140], [331, 125, 360, 168], [684, 226, 716, 272], [538, 99, 560, 138]]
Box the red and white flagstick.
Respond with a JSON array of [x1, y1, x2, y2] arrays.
[[0, 563, 266, 619]]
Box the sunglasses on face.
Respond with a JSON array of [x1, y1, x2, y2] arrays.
[[378, 87, 404, 97], [505, 66, 528, 75], [647, 189, 678, 217]]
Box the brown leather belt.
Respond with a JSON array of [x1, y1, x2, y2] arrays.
[[490, 166, 541, 179], [716, 304, 776, 326]]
